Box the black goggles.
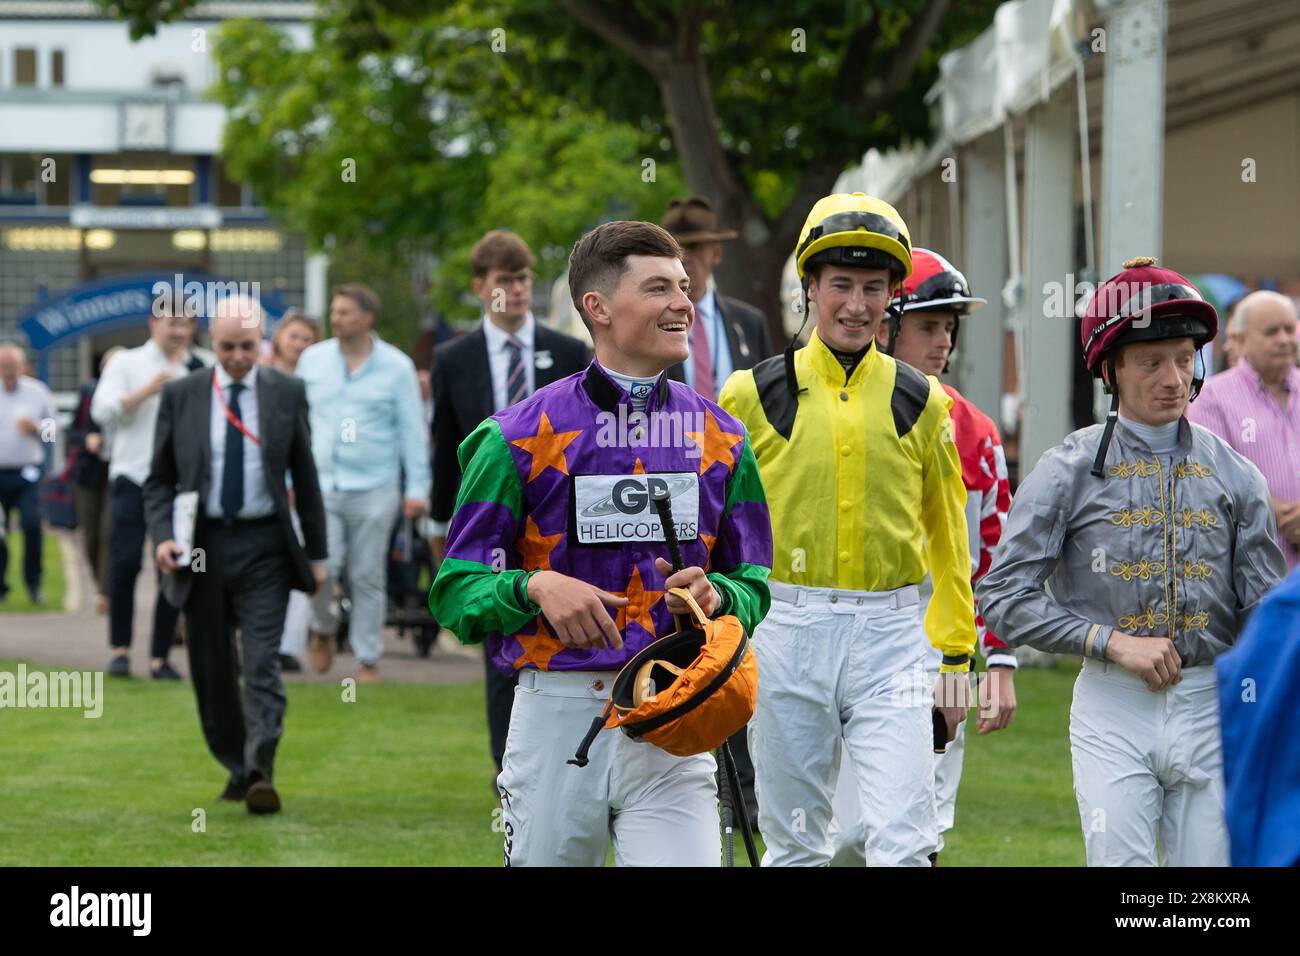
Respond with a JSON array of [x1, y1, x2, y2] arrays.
[[906, 273, 973, 304], [798, 211, 910, 260]]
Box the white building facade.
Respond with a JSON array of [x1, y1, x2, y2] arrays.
[[0, 1, 318, 391]]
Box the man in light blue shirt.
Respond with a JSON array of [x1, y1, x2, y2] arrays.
[[296, 284, 430, 683]]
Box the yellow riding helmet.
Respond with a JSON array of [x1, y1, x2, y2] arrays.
[[795, 192, 913, 282]]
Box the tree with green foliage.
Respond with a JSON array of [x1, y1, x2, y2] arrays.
[[101, 0, 998, 339], [324, 238, 429, 351], [205, 10, 684, 325]]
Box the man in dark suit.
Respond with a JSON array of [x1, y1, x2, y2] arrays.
[[659, 196, 774, 398], [145, 295, 327, 815], [430, 230, 589, 775]]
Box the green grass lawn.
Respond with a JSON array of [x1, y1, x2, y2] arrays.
[[0, 660, 1084, 866], [942, 665, 1086, 866], [0, 528, 67, 612]]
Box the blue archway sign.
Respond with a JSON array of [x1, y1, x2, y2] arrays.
[[20, 271, 286, 353]]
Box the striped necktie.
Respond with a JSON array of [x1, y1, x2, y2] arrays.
[[505, 336, 529, 407], [691, 311, 716, 401]]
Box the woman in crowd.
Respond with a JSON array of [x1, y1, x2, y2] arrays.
[[265, 310, 321, 671]]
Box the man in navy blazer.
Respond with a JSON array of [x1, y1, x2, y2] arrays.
[[429, 231, 589, 775]]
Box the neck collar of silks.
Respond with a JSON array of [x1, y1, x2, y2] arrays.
[[582, 360, 671, 415], [806, 328, 878, 389]]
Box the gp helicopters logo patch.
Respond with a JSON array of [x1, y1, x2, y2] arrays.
[[573, 473, 699, 543]]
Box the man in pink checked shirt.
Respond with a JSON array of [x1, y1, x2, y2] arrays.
[[1188, 290, 1300, 569]]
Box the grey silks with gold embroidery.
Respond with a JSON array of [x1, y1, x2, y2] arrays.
[[978, 417, 1285, 666]]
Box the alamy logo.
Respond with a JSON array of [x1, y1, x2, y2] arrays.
[[151, 274, 262, 321], [0, 664, 103, 718], [49, 886, 151, 936], [594, 406, 706, 458]]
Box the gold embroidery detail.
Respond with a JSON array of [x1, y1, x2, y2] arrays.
[[1172, 507, 1218, 529], [1117, 608, 1209, 632], [1110, 506, 1164, 528], [1110, 558, 1211, 581], [1107, 460, 1211, 479], [1118, 608, 1164, 632], [1164, 460, 1185, 639], [1109, 559, 1166, 582], [1108, 459, 1160, 478], [1110, 457, 1214, 640], [1158, 457, 1177, 640]]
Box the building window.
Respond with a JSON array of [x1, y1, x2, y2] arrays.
[[90, 155, 196, 207], [1, 154, 74, 205], [14, 48, 37, 87], [0, 155, 39, 204], [52, 50, 64, 87], [44, 155, 71, 205]]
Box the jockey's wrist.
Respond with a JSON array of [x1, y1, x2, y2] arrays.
[[939, 653, 972, 674], [514, 569, 543, 613]]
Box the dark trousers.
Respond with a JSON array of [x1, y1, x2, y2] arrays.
[[0, 467, 43, 597], [186, 517, 293, 783], [74, 481, 110, 595], [486, 654, 518, 772], [108, 476, 180, 658]]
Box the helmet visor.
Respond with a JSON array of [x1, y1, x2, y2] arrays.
[[797, 210, 911, 260]]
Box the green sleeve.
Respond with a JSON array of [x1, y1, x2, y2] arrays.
[[428, 419, 539, 645], [708, 563, 772, 636], [706, 436, 772, 636]]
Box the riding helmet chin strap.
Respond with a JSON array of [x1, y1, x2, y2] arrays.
[[1189, 347, 1206, 403], [784, 278, 813, 398], [1090, 354, 1120, 479], [942, 317, 961, 375], [882, 285, 905, 356]]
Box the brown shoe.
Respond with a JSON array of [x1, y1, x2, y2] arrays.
[[356, 663, 380, 685], [308, 630, 334, 673], [246, 778, 281, 815]]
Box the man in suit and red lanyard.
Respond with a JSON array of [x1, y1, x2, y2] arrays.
[[430, 230, 589, 776], [146, 295, 327, 814]]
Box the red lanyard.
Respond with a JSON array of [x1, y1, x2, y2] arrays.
[[212, 370, 261, 445]]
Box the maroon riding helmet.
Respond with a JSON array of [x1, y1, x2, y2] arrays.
[[1079, 256, 1219, 477]]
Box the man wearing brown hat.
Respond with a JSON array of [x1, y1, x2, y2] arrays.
[[659, 196, 770, 828], [660, 197, 773, 400]]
